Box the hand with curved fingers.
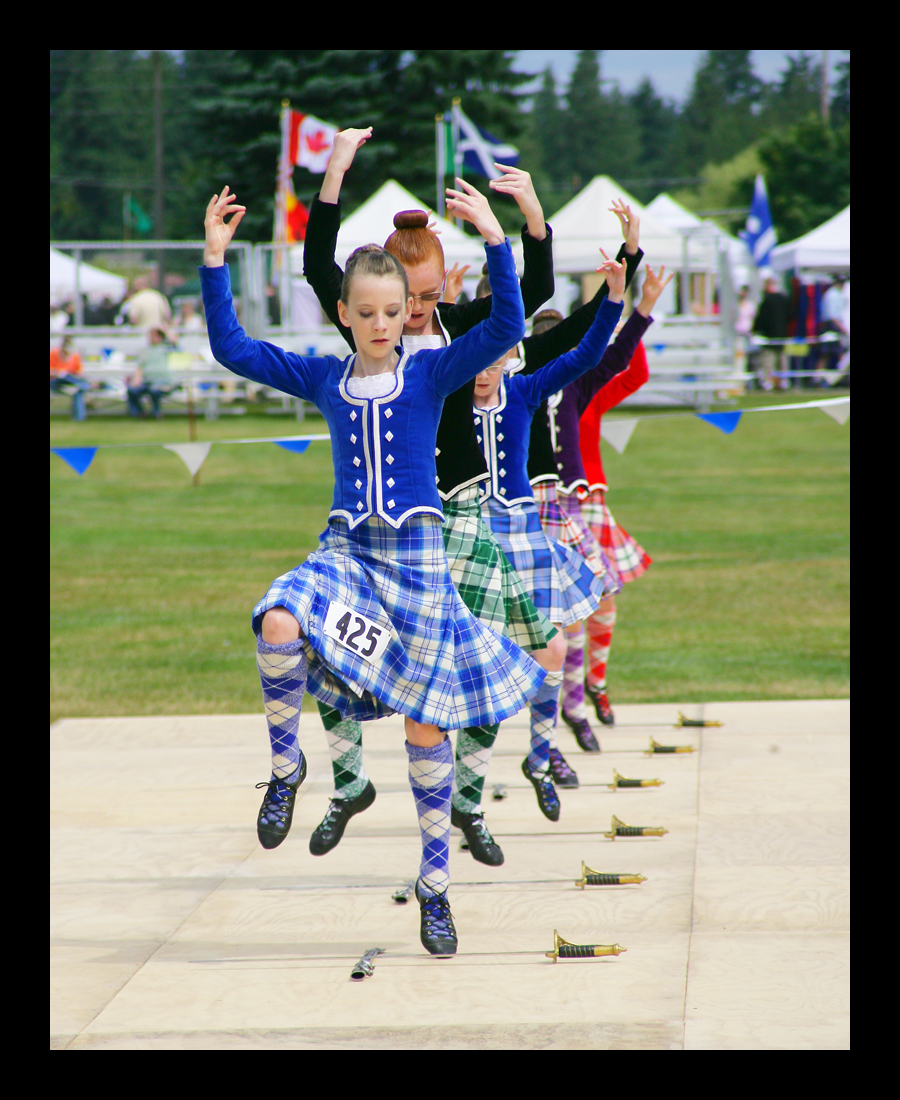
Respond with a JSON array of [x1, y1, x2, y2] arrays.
[[609, 198, 640, 256], [443, 262, 471, 304], [595, 248, 627, 303], [446, 178, 504, 246], [490, 163, 546, 240], [204, 186, 247, 268], [321, 127, 373, 204], [637, 264, 675, 318]]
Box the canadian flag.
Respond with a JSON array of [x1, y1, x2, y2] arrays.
[[287, 111, 337, 174]]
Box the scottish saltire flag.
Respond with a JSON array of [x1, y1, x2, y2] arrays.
[[740, 174, 777, 268], [453, 104, 519, 180]]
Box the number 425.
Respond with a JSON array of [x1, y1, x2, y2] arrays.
[[333, 611, 383, 658]]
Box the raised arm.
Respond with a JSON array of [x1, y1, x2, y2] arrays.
[[302, 128, 372, 352], [571, 264, 674, 413], [519, 254, 625, 408], [202, 188, 326, 399], [423, 181, 525, 395]]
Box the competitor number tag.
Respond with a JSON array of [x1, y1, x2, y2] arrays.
[[323, 601, 391, 663]]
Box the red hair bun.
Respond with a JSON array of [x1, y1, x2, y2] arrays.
[[393, 210, 429, 230]]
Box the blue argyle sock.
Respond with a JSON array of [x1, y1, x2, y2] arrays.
[[257, 636, 307, 782], [407, 737, 454, 897], [526, 668, 564, 776]]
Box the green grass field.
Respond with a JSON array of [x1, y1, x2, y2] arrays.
[[50, 394, 849, 722]]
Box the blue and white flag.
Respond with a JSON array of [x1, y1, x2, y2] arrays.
[[453, 104, 519, 180], [740, 174, 777, 269]]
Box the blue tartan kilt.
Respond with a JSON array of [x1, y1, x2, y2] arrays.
[[252, 514, 545, 727], [482, 496, 607, 627]]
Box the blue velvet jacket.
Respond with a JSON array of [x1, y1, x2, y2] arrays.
[[474, 296, 623, 507], [200, 240, 525, 530]]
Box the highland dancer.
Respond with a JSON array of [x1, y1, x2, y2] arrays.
[[475, 250, 627, 821], [539, 265, 672, 738], [301, 128, 566, 866], [578, 321, 656, 726], [200, 183, 543, 955]]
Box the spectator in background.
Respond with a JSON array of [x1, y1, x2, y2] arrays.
[[752, 276, 791, 390], [119, 276, 172, 334], [50, 301, 72, 333], [126, 327, 173, 418], [50, 335, 91, 421], [817, 275, 850, 380], [734, 285, 756, 372], [176, 299, 205, 333]]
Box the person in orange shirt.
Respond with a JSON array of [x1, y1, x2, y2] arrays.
[[50, 336, 90, 421]]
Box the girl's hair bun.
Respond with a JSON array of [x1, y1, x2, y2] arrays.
[[393, 209, 429, 230]]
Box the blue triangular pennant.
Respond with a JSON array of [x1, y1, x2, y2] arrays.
[[274, 440, 311, 454], [51, 447, 98, 476], [697, 411, 742, 435]]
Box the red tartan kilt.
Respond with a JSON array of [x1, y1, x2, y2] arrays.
[[580, 488, 651, 585]]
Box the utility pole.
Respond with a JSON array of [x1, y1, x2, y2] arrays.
[[820, 49, 830, 124], [152, 50, 166, 294]]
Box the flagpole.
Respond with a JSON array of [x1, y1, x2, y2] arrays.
[[435, 114, 445, 218], [452, 98, 463, 230], [276, 99, 291, 324]]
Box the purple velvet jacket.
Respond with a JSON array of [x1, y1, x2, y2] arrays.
[[550, 310, 652, 494]]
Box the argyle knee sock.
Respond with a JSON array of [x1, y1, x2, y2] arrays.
[[562, 626, 588, 720], [257, 636, 307, 782], [586, 609, 617, 691], [526, 668, 564, 775], [316, 701, 369, 801], [407, 737, 454, 897], [452, 723, 500, 814]]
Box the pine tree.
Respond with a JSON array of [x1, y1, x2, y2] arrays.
[[758, 52, 822, 133], [678, 50, 763, 172]]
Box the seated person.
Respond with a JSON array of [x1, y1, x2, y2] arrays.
[[50, 336, 91, 422], [126, 327, 173, 418]]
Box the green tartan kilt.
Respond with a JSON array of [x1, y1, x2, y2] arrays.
[[442, 485, 556, 651]]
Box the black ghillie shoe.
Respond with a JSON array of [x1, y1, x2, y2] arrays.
[[521, 758, 561, 822], [415, 881, 458, 956], [548, 747, 579, 788], [451, 806, 504, 866], [308, 780, 377, 856], [586, 685, 616, 726], [255, 755, 307, 850], [561, 710, 602, 752]]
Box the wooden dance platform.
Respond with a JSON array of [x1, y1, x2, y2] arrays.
[[51, 700, 849, 1049]]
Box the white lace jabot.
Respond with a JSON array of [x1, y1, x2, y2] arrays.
[[345, 372, 397, 398], [402, 333, 446, 354]]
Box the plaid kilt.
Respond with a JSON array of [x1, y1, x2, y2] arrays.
[[482, 495, 607, 627], [533, 481, 621, 598], [443, 485, 556, 651], [252, 514, 545, 728], [580, 488, 651, 584]]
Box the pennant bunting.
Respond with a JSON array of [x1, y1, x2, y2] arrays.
[[697, 411, 743, 434], [820, 402, 851, 425], [51, 447, 97, 476], [163, 442, 212, 477], [274, 440, 311, 454], [603, 418, 639, 455]]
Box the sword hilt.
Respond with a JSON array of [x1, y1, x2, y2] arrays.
[[350, 947, 384, 980], [677, 711, 723, 728], [492, 783, 508, 800], [603, 814, 669, 840], [391, 880, 415, 904], [608, 769, 664, 790], [545, 930, 626, 962], [646, 737, 696, 756], [575, 862, 647, 888]]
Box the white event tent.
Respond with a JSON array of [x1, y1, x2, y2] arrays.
[[771, 205, 850, 273], [290, 179, 485, 272], [50, 247, 128, 305], [532, 176, 714, 275]]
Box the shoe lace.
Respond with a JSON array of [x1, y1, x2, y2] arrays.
[[255, 778, 294, 825], [421, 891, 455, 937], [319, 799, 346, 828], [549, 748, 575, 778], [468, 813, 494, 844]]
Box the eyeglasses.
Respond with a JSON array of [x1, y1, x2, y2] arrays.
[[410, 291, 443, 304]]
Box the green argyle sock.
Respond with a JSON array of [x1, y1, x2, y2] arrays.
[[452, 722, 500, 814], [316, 700, 369, 802]]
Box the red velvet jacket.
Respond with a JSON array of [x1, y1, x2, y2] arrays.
[[578, 339, 649, 492]]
